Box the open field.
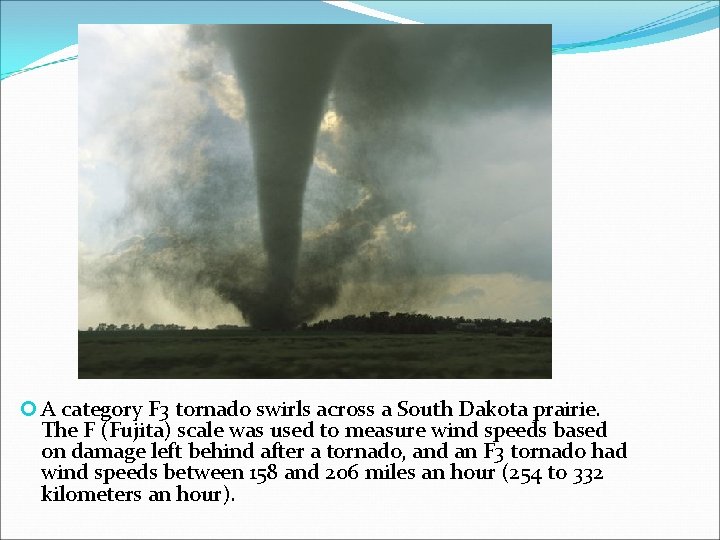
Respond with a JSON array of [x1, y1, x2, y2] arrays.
[[78, 330, 551, 379]]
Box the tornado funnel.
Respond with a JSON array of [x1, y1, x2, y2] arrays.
[[221, 26, 357, 329]]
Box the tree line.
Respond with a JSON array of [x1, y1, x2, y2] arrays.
[[88, 323, 193, 332], [85, 313, 551, 336], [303, 312, 551, 336]]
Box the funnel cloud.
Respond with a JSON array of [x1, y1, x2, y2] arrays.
[[219, 26, 358, 328], [78, 24, 551, 329]]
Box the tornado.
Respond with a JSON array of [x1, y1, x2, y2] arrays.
[[221, 26, 358, 329]]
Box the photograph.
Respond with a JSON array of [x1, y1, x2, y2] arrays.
[[78, 24, 552, 378]]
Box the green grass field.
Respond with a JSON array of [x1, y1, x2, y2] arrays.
[[78, 330, 551, 379]]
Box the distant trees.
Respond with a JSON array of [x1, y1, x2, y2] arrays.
[[87, 323, 245, 331], [309, 312, 438, 334], [306, 313, 551, 336], [84, 314, 551, 336], [90, 322, 182, 332], [149, 323, 185, 331]]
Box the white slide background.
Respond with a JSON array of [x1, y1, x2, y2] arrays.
[[1, 29, 718, 539]]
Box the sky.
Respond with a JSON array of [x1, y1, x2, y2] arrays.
[[78, 24, 551, 329]]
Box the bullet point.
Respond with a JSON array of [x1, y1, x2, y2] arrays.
[[21, 401, 36, 416]]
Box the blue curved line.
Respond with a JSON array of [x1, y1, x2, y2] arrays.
[[1, 1, 718, 81], [1, 54, 77, 80], [553, 4, 719, 53], [624, 0, 714, 31], [349, 0, 718, 53], [0, 0, 376, 78]]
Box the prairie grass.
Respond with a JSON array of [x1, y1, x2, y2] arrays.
[[78, 330, 551, 379]]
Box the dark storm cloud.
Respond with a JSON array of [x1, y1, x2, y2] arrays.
[[326, 25, 551, 281], [217, 25, 550, 328]]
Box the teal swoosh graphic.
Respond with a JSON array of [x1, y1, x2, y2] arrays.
[[1, 1, 718, 80], [0, 0, 377, 79], [350, 0, 719, 54], [552, 1, 719, 53], [1, 54, 78, 80]]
